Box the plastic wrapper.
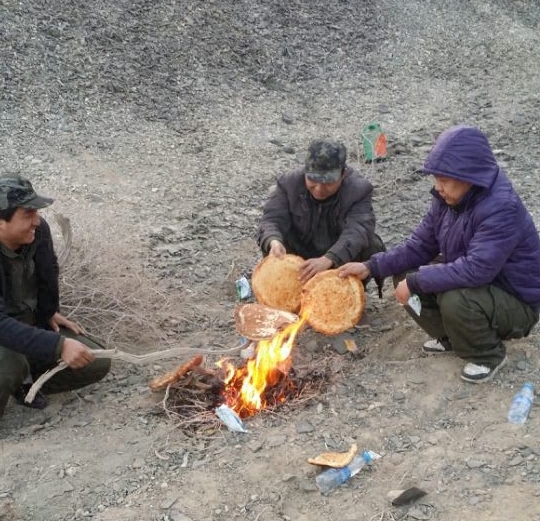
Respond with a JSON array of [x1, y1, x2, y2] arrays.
[[215, 404, 249, 433], [235, 276, 252, 300], [408, 294, 422, 316]]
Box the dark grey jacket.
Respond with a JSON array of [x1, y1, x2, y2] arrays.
[[257, 167, 378, 266], [0, 218, 62, 363]]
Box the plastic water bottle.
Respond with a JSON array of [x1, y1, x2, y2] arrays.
[[315, 450, 376, 494], [508, 382, 534, 425]]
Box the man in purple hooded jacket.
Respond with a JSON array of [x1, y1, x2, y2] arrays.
[[339, 126, 540, 383]]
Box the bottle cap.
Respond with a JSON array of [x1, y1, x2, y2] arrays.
[[362, 450, 373, 464]]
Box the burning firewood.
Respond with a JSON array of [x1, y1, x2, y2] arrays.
[[157, 348, 342, 432], [148, 354, 204, 391]]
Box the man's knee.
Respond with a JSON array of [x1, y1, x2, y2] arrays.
[[62, 332, 111, 385], [439, 287, 464, 308], [39, 331, 111, 393], [40, 356, 110, 394], [89, 357, 111, 383], [357, 233, 386, 264], [438, 287, 484, 323]]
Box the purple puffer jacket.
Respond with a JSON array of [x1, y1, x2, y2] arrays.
[[368, 125, 540, 311]]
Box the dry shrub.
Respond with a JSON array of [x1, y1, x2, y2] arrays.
[[47, 211, 180, 353], [0, 499, 19, 521]]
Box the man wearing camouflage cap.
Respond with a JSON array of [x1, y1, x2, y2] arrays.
[[258, 139, 385, 287], [0, 174, 110, 416]]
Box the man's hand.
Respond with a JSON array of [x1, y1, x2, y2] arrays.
[[298, 256, 333, 284], [49, 312, 85, 335], [61, 338, 95, 369], [338, 262, 371, 280], [395, 279, 411, 305], [269, 240, 286, 258]]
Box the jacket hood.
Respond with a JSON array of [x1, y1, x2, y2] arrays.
[[422, 126, 499, 188]]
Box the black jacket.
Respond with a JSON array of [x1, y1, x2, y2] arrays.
[[0, 218, 62, 363]]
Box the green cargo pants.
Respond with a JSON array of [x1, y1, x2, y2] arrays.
[[0, 327, 111, 417], [395, 277, 539, 366]]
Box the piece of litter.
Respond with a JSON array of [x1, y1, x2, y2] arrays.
[[344, 338, 358, 353], [391, 486, 428, 506], [235, 276, 252, 300], [408, 294, 422, 316], [215, 404, 249, 433], [308, 443, 358, 468]]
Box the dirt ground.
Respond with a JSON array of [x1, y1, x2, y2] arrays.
[[1, 1, 540, 520]]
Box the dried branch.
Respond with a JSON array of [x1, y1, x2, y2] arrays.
[[25, 344, 243, 404], [53, 212, 72, 268], [46, 209, 193, 351]]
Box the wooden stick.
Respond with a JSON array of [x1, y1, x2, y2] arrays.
[[25, 344, 243, 404], [26, 362, 69, 403], [148, 354, 203, 391]]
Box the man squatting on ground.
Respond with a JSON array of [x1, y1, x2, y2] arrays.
[[340, 125, 540, 383], [0, 175, 110, 416], [257, 139, 385, 290]]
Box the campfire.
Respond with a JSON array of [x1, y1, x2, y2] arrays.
[[149, 313, 337, 432], [219, 315, 307, 418]]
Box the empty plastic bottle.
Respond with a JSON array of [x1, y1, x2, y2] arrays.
[[315, 450, 375, 494], [362, 123, 387, 163], [507, 382, 535, 425]]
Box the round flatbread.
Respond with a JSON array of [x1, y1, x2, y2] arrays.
[[234, 303, 299, 340], [301, 269, 365, 335], [307, 443, 358, 468], [251, 254, 304, 313]]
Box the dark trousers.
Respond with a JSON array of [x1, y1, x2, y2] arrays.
[[395, 276, 539, 366], [283, 231, 386, 265], [0, 327, 111, 417]]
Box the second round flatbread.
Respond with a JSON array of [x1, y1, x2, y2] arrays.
[[251, 254, 304, 313], [301, 269, 365, 335], [234, 303, 299, 340]]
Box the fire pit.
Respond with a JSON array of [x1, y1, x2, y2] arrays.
[[149, 314, 342, 432], [219, 314, 307, 417]]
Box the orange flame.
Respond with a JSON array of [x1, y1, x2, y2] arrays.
[[220, 315, 307, 417]]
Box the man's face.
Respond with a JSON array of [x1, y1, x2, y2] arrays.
[[0, 208, 41, 250], [304, 175, 343, 201], [433, 175, 472, 206]]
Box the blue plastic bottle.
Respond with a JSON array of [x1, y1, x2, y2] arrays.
[[508, 382, 534, 425], [315, 450, 374, 494]]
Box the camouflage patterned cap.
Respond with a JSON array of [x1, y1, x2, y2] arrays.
[[305, 140, 347, 183], [0, 175, 54, 211]]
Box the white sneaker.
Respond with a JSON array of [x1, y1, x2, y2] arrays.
[[460, 356, 508, 383], [422, 338, 452, 354]]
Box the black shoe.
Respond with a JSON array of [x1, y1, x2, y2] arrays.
[[12, 384, 48, 410]]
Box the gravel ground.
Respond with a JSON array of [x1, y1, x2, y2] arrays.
[[1, 1, 540, 520]]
